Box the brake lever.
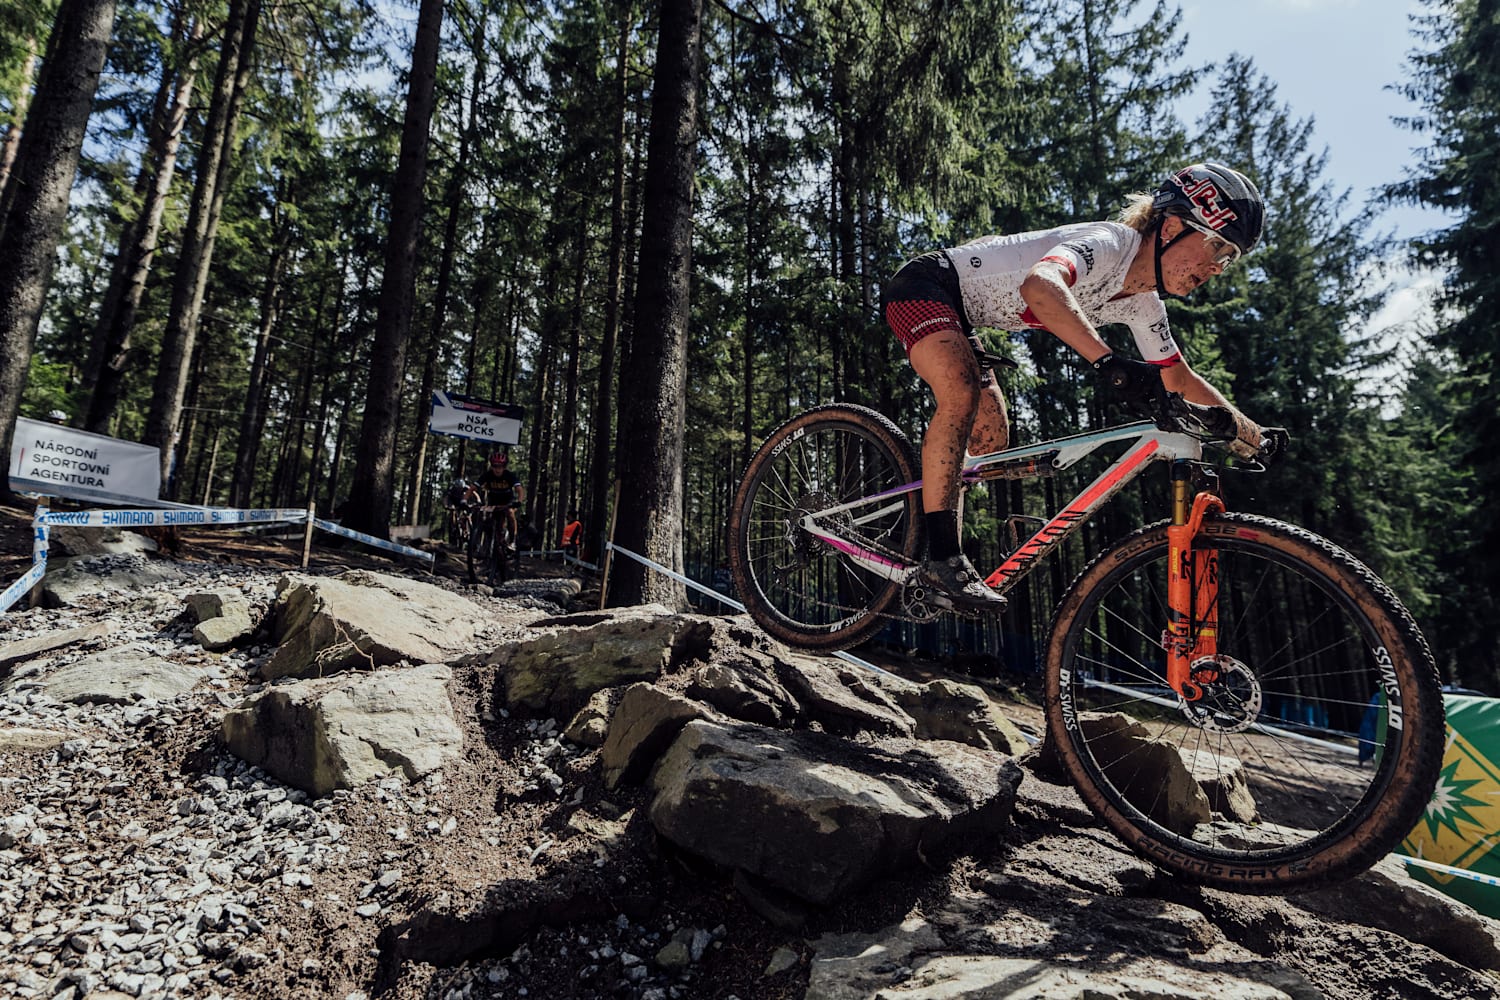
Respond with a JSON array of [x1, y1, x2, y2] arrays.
[[1151, 391, 1195, 434], [1259, 427, 1290, 463]]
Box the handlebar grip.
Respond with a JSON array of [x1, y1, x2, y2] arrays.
[[1194, 404, 1239, 440]]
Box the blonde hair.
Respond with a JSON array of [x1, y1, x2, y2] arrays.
[[1117, 192, 1160, 233]]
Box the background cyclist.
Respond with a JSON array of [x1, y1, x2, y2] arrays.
[[474, 450, 524, 551], [443, 476, 474, 545], [881, 161, 1267, 611]]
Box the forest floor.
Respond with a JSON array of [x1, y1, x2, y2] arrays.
[[2, 498, 1493, 1000], [0, 498, 1055, 1000]]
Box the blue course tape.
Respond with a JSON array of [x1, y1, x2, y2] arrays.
[[39, 507, 309, 527], [312, 519, 435, 564], [4, 505, 434, 611], [1397, 853, 1500, 889], [605, 542, 896, 679], [0, 562, 47, 613]]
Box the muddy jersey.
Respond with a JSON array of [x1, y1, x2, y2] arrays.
[[947, 222, 1182, 366]]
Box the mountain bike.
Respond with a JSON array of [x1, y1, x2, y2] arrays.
[[448, 502, 475, 548], [467, 504, 512, 588], [726, 374, 1445, 893]]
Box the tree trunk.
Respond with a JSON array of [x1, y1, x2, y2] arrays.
[[556, 211, 588, 535], [0, 40, 40, 198], [228, 210, 289, 508], [524, 269, 557, 534], [143, 0, 260, 491], [81, 15, 201, 434], [588, 2, 633, 557], [609, 0, 702, 607], [404, 20, 485, 527], [0, 0, 117, 502], [344, 0, 443, 538]]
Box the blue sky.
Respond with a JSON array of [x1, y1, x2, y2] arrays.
[[1177, 0, 1451, 344], [1178, 0, 1450, 245]]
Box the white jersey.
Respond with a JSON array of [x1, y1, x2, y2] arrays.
[[947, 221, 1182, 366]]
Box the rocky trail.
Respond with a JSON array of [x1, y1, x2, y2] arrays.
[[0, 503, 1497, 1000]]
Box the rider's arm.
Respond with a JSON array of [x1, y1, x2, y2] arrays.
[[1160, 361, 1233, 409], [1019, 261, 1114, 362], [1161, 361, 1266, 455]]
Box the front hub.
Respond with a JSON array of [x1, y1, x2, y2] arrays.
[[1179, 654, 1262, 733]]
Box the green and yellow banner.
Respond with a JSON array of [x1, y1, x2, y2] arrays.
[[1399, 694, 1500, 916]]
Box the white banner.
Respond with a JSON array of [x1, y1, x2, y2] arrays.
[[8, 418, 161, 502], [429, 391, 524, 445]]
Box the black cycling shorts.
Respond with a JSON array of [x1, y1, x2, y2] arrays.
[[882, 251, 973, 354]]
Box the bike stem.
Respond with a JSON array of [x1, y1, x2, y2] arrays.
[[1165, 462, 1225, 702]]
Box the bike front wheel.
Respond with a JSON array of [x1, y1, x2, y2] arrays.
[[727, 404, 920, 650], [1044, 512, 1444, 892], [467, 517, 493, 586]]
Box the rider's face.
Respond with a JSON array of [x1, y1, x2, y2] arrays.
[[1159, 216, 1231, 296]]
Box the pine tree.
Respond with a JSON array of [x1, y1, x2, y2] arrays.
[[0, 0, 117, 503], [1385, 0, 1500, 685]]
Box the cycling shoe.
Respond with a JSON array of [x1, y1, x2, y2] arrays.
[[916, 554, 1007, 611]]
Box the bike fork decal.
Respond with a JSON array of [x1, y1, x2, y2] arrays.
[[986, 439, 1161, 589]]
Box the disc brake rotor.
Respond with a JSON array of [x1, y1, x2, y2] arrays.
[[1180, 654, 1263, 733]]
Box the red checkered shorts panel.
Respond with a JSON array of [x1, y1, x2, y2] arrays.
[[885, 299, 966, 353]]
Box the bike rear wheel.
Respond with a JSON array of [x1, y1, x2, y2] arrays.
[[1044, 512, 1444, 892], [727, 404, 920, 650]]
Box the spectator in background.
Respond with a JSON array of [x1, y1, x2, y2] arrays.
[[560, 510, 583, 561]]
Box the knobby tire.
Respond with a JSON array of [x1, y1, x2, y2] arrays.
[[727, 404, 921, 651], [1044, 512, 1444, 892]]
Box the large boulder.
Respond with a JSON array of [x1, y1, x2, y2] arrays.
[[685, 659, 800, 727], [0, 643, 201, 704], [807, 915, 1314, 1000], [221, 663, 463, 796], [495, 606, 708, 716], [600, 683, 718, 789], [1295, 855, 1500, 972], [0, 621, 114, 673], [776, 655, 916, 738], [879, 675, 1033, 754], [186, 588, 257, 652], [261, 571, 484, 680], [47, 524, 157, 558], [648, 719, 1020, 906], [1181, 747, 1257, 824], [1076, 713, 1211, 834], [39, 554, 187, 608]]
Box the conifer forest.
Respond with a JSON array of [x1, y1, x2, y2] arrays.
[[1, 0, 1497, 690]]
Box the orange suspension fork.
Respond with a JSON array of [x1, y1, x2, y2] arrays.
[[1165, 464, 1224, 701]]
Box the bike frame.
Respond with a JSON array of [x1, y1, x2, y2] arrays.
[[800, 419, 1219, 701]]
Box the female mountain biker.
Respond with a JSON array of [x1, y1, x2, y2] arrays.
[[881, 161, 1269, 611]]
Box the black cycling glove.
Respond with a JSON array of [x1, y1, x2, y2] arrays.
[[1092, 353, 1166, 405]]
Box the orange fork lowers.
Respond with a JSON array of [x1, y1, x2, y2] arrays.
[[1165, 485, 1225, 702]]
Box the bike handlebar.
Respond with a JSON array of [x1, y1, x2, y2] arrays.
[[1151, 391, 1289, 465]]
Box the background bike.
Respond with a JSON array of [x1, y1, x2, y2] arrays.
[[466, 505, 511, 588], [448, 503, 475, 549], [726, 387, 1444, 893]]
